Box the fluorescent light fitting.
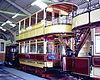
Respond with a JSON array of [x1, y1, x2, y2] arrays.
[[0, 27, 2, 29], [6, 20, 12, 24], [1, 23, 6, 26], [12, 13, 19, 19], [86, 0, 90, 1], [31, 0, 47, 9], [2, 28, 6, 31], [10, 23, 16, 27], [0, 27, 6, 31]]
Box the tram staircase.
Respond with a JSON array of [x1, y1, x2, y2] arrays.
[[74, 28, 90, 56]]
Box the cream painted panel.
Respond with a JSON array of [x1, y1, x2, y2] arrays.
[[91, 9, 100, 23], [72, 13, 89, 29], [45, 25, 72, 34], [35, 27, 44, 36], [93, 67, 100, 78]]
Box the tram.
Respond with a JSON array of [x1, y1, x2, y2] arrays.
[[0, 39, 6, 64], [5, 44, 19, 68], [14, 1, 100, 80], [16, 2, 77, 77]]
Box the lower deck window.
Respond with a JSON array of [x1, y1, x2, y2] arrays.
[[37, 43, 43, 53], [20, 44, 25, 53], [30, 44, 36, 53]]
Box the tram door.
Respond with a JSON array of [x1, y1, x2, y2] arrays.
[[5, 45, 19, 68]]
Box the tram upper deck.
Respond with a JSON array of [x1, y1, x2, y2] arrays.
[[16, 2, 77, 41]]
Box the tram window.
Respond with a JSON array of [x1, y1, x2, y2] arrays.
[[25, 43, 29, 53], [37, 43, 43, 53], [30, 44, 36, 53], [46, 12, 52, 21], [20, 44, 25, 53], [54, 13, 59, 18], [37, 10, 44, 23], [31, 14, 36, 25], [47, 42, 54, 54], [60, 15, 67, 24], [53, 13, 59, 24], [20, 20, 24, 30], [25, 18, 29, 28], [1, 42, 4, 51]]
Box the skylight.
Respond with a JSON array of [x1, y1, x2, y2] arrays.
[[31, 0, 47, 9]]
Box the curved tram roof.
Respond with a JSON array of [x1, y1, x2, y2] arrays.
[[47, 2, 77, 13]]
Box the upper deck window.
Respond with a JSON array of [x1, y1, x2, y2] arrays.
[[31, 14, 36, 26], [46, 12, 52, 21], [37, 10, 44, 23], [25, 18, 29, 28], [53, 12, 59, 24]]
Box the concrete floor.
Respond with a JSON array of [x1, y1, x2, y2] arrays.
[[0, 66, 47, 80]]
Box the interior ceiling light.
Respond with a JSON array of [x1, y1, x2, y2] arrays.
[[31, 0, 47, 9]]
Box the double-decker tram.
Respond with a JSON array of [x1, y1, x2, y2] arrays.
[[16, 2, 77, 77], [0, 39, 6, 64], [9, 1, 100, 80]]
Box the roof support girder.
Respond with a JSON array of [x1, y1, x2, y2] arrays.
[[6, 0, 31, 16], [0, 13, 16, 24]]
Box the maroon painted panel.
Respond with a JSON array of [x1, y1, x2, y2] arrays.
[[93, 57, 100, 67], [19, 54, 47, 61], [93, 77, 100, 80], [66, 57, 73, 71], [73, 57, 89, 76], [18, 54, 26, 59]]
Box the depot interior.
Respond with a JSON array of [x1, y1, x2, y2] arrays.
[[0, 0, 100, 80]]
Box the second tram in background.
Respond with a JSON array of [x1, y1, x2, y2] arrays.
[[0, 39, 6, 65]]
